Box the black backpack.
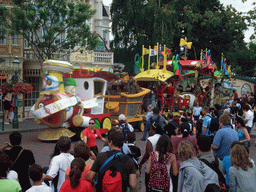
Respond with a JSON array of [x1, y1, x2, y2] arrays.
[[149, 116, 161, 127], [200, 157, 228, 192], [97, 151, 130, 192], [206, 114, 219, 133]]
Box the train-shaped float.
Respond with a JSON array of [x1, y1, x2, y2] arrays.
[[31, 60, 150, 141]]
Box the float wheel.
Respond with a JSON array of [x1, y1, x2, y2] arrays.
[[94, 118, 101, 129], [80, 131, 84, 141], [101, 117, 112, 131], [139, 121, 145, 132]]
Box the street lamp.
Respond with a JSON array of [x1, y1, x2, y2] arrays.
[[12, 56, 20, 129]]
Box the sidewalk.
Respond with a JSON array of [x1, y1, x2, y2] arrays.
[[0, 119, 47, 135]]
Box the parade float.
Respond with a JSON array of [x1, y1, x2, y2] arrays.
[[31, 60, 150, 141], [134, 38, 232, 111]]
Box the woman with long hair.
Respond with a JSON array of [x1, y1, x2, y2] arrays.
[[146, 134, 177, 192], [60, 158, 94, 192], [229, 144, 256, 192], [235, 117, 250, 148], [178, 141, 219, 192]]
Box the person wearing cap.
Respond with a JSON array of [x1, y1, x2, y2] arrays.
[[117, 114, 134, 142]]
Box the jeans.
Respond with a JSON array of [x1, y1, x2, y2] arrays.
[[142, 123, 150, 140]]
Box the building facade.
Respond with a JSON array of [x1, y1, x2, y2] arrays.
[[1, 0, 113, 119]]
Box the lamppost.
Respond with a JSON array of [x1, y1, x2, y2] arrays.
[[12, 56, 20, 129]]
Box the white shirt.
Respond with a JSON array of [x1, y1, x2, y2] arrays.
[[147, 134, 161, 152], [26, 184, 52, 192], [245, 110, 254, 128], [47, 153, 74, 192]]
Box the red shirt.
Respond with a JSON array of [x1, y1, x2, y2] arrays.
[[60, 180, 94, 192], [83, 128, 102, 148], [234, 92, 238, 100]]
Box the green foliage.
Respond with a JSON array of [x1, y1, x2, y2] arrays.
[[110, 0, 249, 74], [0, 0, 98, 61]]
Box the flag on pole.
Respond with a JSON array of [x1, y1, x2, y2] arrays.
[[143, 48, 149, 55], [154, 45, 164, 52], [150, 49, 157, 56]]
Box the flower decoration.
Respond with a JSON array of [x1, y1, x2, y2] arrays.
[[1, 82, 33, 95]]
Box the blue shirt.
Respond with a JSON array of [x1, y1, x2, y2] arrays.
[[237, 127, 248, 146], [146, 111, 153, 121], [202, 114, 212, 136], [193, 106, 202, 116], [222, 155, 231, 186], [212, 125, 239, 160]]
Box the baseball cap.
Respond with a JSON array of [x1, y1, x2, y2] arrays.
[[118, 114, 126, 121]]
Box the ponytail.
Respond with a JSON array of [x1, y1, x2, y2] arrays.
[[69, 158, 85, 189]]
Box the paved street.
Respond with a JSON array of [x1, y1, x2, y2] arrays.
[[1, 127, 256, 191]]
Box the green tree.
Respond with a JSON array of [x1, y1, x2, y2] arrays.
[[110, 0, 248, 72], [0, 0, 98, 61]]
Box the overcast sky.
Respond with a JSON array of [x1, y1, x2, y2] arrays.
[[103, 0, 255, 42]]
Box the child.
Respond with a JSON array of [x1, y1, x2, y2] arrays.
[[126, 132, 141, 192], [27, 164, 52, 192], [141, 104, 153, 141], [60, 158, 94, 192]]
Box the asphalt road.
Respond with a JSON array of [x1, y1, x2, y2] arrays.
[[0, 131, 256, 192]]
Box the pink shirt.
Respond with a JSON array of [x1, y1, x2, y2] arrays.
[[171, 135, 197, 171]]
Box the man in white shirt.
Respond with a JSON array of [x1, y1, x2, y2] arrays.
[[243, 105, 254, 133], [43, 136, 74, 192]]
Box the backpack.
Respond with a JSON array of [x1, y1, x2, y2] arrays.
[[206, 114, 219, 133], [200, 157, 228, 192], [148, 152, 172, 192], [149, 116, 161, 127], [97, 151, 130, 192]]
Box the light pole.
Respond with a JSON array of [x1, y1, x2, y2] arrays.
[[12, 56, 20, 129]]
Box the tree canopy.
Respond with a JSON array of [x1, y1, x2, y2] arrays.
[[110, 0, 251, 75], [0, 0, 98, 61]]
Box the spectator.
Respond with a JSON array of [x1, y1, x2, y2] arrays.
[[146, 134, 177, 192], [60, 158, 94, 192], [126, 132, 142, 192], [233, 90, 238, 100], [83, 118, 106, 156], [171, 122, 197, 192], [27, 164, 51, 192], [221, 141, 255, 187], [117, 114, 134, 142], [223, 99, 230, 109], [44, 136, 74, 192], [65, 142, 93, 181], [146, 107, 168, 132], [164, 113, 178, 137], [1, 131, 35, 191], [178, 141, 219, 192], [235, 117, 250, 148], [87, 131, 137, 192], [229, 144, 256, 192], [101, 128, 131, 155], [212, 115, 239, 160], [201, 106, 214, 137], [139, 124, 163, 191], [192, 101, 202, 123], [3, 93, 12, 124], [0, 151, 21, 192], [243, 104, 254, 134], [141, 105, 153, 141], [197, 135, 223, 173]]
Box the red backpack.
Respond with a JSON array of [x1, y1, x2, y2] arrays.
[[97, 152, 129, 192], [148, 152, 172, 192]]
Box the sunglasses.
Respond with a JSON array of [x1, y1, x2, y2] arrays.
[[89, 123, 95, 125]]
